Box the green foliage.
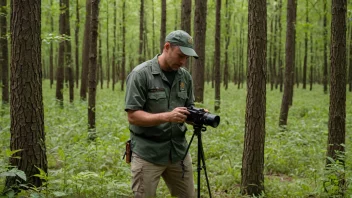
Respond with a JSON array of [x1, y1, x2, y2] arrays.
[[1, 81, 352, 197]]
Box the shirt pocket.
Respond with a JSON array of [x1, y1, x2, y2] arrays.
[[175, 91, 188, 107], [146, 91, 168, 113]]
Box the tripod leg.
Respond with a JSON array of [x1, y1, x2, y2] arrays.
[[199, 134, 212, 198], [181, 132, 196, 179]]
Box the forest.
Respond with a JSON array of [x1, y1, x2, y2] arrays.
[[0, 0, 351, 197]]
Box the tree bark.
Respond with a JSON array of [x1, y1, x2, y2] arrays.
[[6, 0, 47, 189], [279, 0, 296, 127], [160, 0, 166, 53], [139, 0, 144, 64], [192, 0, 207, 103], [56, 0, 66, 106], [80, 0, 92, 100], [327, 0, 347, 167], [88, 0, 100, 141], [181, 0, 192, 70], [241, 0, 266, 195], [0, 0, 8, 105], [120, 0, 126, 91], [50, 0, 54, 89], [214, 0, 221, 111], [75, 0, 80, 88], [326, 0, 347, 195], [323, 0, 328, 94]]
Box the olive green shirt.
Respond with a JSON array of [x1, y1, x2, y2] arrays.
[[125, 55, 194, 165]]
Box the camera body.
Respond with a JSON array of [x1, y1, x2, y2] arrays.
[[186, 106, 220, 128]]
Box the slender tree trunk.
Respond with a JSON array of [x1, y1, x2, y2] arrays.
[[272, 11, 278, 91], [326, 0, 347, 180], [241, 0, 266, 195], [0, 0, 8, 105], [6, 0, 47, 190], [277, 0, 283, 91], [56, 0, 66, 106], [302, 0, 308, 89], [160, 0, 166, 53], [50, 0, 54, 89], [223, 0, 230, 90], [181, 0, 192, 69], [349, 19, 352, 92], [63, 0, 73, 102], [323, 0, 328, 94], [279, 0, 296, 127], [88, 0, 100, 141], [80, 0, 91, 100], [75, 0, 80, 88], [112, 0, 117, 91], [106, 1, 110, 88], [214, 0, 221, 111], [98, 22, 103, 89], [152, 0, 156, 55], [192, 0, 207, 103], [120, 0, 126, 91], [309, 31, 314, 91], [139, 0, 144, 64]]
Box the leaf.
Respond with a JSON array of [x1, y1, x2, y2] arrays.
[[52, 191, 67, 197]]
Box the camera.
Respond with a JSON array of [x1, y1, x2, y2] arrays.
[[186, 106, 220, 128]]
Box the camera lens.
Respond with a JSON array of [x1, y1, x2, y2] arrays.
[[203, 113, 220, 128]]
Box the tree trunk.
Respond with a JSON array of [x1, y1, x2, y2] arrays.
[[214, 0, 221, 111], [152, 0, 156, 55], [192, 0, 207, 103], [323, 0, 328, 94], [326, 0, 347, 192], [160, 0, 166, 53], [56, 0, 66, 106], [75, 0, 80, 88], [309, 32, 314, 91], [112, 0, 117, 91], [106, 1, 110, 89], [349, 19, 352, 92], [326, 0, 347, 195], [80, 0, 92, 100], [139, 0, 144, 64], [302, 0, 308, 89], [223, 0, 230, 90], [88, 0, 100, 141], [6, 0, 47, 190], [98, 22, 103, 89], [120, 0, 126, 91], [50, 0, 54, 89], [241, 0, 266, 195], [64, 0, 73, 102], [277, 0, 283, 91], [279, 0, 296, 127], [181, 0, 192, 69], [0, 0, 8, 105]]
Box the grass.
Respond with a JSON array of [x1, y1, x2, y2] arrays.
[[0, 80, 351, 197]]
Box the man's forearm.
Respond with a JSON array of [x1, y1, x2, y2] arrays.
[[127, 110, 170, 127]]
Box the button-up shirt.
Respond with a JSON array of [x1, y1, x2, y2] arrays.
[[125, 55, 194, 165]]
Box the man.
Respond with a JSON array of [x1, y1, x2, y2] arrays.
[[125, 30, 198, 198]]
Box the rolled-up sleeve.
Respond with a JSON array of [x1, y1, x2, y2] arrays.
[[125, 71, 147, 111]]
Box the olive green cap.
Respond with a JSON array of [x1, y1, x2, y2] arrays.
[[165, 30, 199, 59]]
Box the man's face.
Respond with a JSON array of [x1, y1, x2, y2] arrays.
[[165, 44, 189, 71]]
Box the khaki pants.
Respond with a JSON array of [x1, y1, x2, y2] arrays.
[[131, 152, 195, 198]]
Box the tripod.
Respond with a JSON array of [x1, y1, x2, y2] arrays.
[[182, 124, 212, 198]]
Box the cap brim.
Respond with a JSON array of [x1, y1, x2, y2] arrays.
[[179, 46, 199, 59]]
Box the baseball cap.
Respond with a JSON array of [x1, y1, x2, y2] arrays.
[[165, 30, 199, 59]]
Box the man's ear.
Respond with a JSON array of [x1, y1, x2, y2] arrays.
[[164, 42, 171, 51]]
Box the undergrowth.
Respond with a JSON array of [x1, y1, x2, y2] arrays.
[[0, 81, 351, 197]]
